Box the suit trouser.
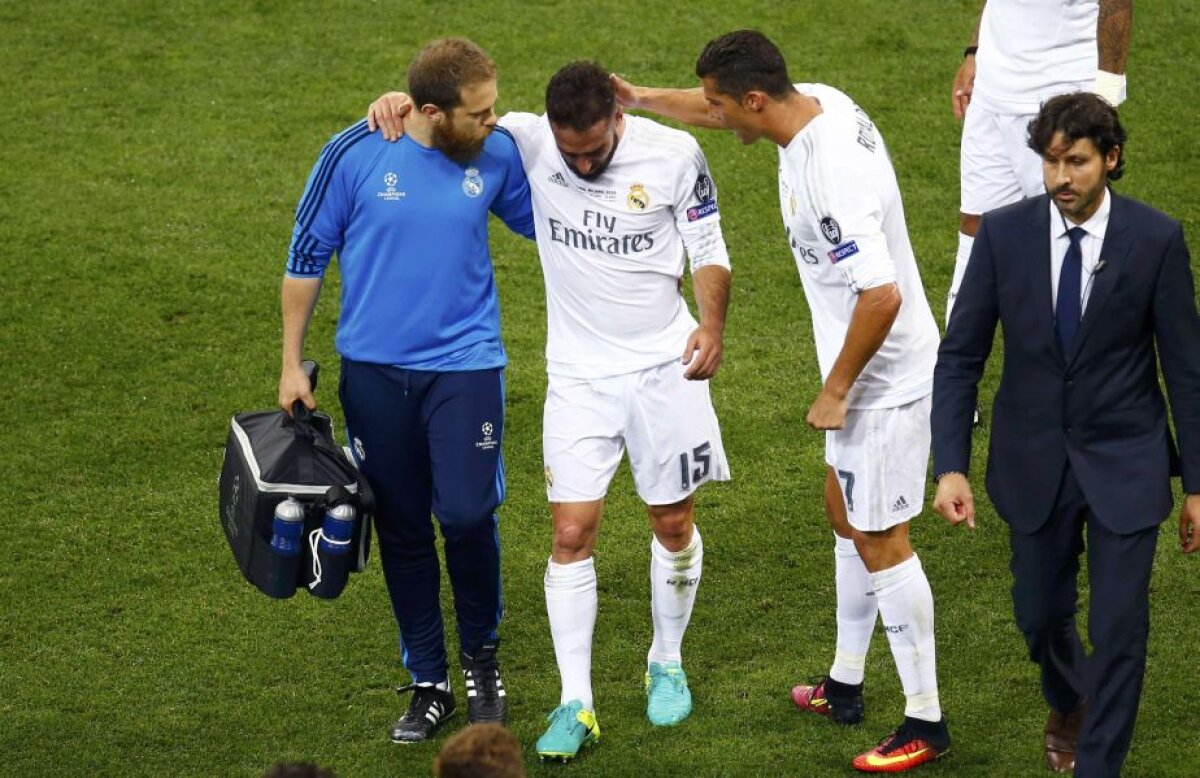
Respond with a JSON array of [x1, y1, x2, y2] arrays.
[[340, 359, 506, 683], [1008, 465, 1158, 778]]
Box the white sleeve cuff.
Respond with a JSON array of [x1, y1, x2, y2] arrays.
[[1093, 70, 1127, 107]]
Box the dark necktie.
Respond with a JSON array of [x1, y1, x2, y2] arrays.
[[1055, 227, 1086, 354]]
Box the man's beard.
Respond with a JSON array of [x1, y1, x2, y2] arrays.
[[567, 129, 620, 181], [1048, 180, 1104, 222], [433, 121, 489, 164]]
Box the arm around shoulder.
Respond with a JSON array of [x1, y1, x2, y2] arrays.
[[611, 74, 722, 129]]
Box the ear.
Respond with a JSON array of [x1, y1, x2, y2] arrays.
[[419, 103, 443, 123], [1104, 145, 1120, 172], [742, 91, 766, 112]]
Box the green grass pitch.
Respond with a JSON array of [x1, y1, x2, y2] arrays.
[[2, 1, 1197, 775]]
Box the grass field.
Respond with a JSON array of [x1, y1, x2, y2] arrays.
[[3, 1, 1198, 776]]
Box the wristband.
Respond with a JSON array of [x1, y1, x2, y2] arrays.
[[963, 46, 978, 58], [1093, 70, 1126, 107]]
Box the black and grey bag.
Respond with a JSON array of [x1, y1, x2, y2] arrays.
[[218, 363, 373, 599]]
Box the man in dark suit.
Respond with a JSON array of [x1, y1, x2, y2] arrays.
[[931, 92, 1200, 776]]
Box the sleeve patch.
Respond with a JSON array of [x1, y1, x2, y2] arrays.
[[827, 240, 860, 263], [693, 173, 713, 202], [820, 216, 842, 244], [687, 200, 719, 221]]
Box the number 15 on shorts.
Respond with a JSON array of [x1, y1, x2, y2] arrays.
[[679, 442, 712, 490]]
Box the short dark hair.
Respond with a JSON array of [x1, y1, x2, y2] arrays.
[[695, 30, 795, 101], [545, 61, 616, 132], [1027, 92, 1127, 181], [408, 37, 496, 111], [433, 723, 525, 778]]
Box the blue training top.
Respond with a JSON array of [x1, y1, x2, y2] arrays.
[[286, 120, 534, 370]]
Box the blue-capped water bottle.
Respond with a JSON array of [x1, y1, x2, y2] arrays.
[[309, 500, 356, 599], [270, 497, 305, 556], [319, 502, 356, 556]]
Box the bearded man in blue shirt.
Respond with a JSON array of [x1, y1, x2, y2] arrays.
[[277, 37, 534, 744]]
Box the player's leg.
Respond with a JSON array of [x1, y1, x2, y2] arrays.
[[952, 103, 1025, 325], [425, 368, 508, 726], [625, 360, 729, 727], [537, 374, 621, 760], [1000, 110, 1045, 201], [791, 465, 874, 725], [835, 397, 949, 772], [643, 495, 701, 727], [340, 359, 453, 742], [547, 498, 604, 711], [646, 495, 699, 666], [538, 502, 605, 761]]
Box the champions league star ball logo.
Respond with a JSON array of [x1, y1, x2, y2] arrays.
[[475, 421, 497, 451], [378, 171, 405, 201], [462, 167, 484, 198]]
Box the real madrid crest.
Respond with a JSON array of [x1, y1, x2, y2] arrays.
[[626, 182, 649, 210], [462, 167, 484, 198]]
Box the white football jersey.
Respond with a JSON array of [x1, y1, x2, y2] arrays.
[[777, 84, 939, 410], [500, 112, 729, 379], [973, 0, 1099, 114]]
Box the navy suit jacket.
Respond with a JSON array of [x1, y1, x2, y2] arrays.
[[932, 192, 1200, 534]]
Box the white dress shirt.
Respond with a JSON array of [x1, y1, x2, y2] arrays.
[[1049, 188, 1111, 315]]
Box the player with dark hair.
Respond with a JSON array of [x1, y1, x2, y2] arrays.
[[368, 58, 733, 762], [614, 30, 950, 772], [279, 37, 533, 744]]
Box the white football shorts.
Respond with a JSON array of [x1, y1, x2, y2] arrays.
[[825, 394, 931, 532], [960, 102, 1044, 216], [543, 359, 730, 505]]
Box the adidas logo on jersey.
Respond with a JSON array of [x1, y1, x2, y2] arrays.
[[548, 172, 568, 187], [891, 495, 909, 512]]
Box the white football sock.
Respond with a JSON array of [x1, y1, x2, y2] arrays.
[[415, 680, 450, 692], [829, 534, 877, 686], [946, 231, 975, 325], [545, 556, 598, 710], [648, 528, 703, 666], [871, 554, 942, 722]]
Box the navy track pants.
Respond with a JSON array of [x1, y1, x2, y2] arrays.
[[340, 358, 505, 683]]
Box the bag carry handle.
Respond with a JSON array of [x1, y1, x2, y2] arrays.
[[291, 360, 320, 426]]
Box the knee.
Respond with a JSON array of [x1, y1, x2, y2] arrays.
[[435, 487, 499, 532], [435, 502, 497, 545], [649, 503, 694, 551], [851, 526, 911, 573], [1012, 591, 1074, 639], [374, 509, 436, 556], [552, 520, 596, 560]]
